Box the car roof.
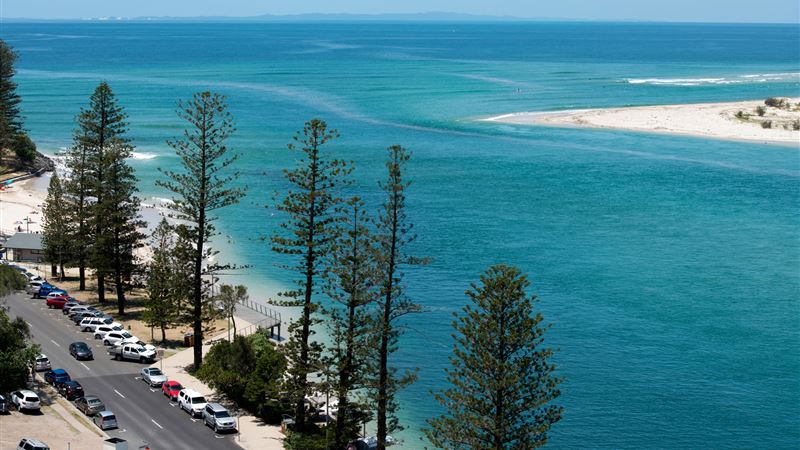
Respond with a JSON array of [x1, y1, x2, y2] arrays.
[[37, 353, 47, 359], [52, 369, 67, 375], [165, 380, 181, 386], [71, 341, 89, 347], [180, 388, 202, 396], [207, 402, 227, 411], [83, 395, 100, 401], [18, 389, 37, 396], [63, 380, 81, 387], [21, 438, 48, 446], [97, 410, 115, 417]]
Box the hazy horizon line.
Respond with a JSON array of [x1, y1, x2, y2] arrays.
[[1, 11, 798, 25]]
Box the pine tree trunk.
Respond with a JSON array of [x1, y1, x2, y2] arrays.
[[377, 187, 400, 450], [59, 263, 65, 279], [79, 265, 85, 290], [115, 270, 125, 316], [231, 315, 236, 336], [50, 264, 57, 277], [97, 273, 105, 303], [161, 324, 167, 344]]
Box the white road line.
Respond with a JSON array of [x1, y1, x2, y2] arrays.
[[80, 362, 91, 371], [150, 419, 164, 430], [50, 339, 60, 347], [113, 389, 126, 399]]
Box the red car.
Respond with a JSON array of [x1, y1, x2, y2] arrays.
[[161, 380, 183, 401], [46, 295, 75, 309]]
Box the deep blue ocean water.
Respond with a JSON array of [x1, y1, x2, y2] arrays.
[[4, 22, 800, 448]]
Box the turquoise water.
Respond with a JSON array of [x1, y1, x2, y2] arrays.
[[5, 22, 800, 448]]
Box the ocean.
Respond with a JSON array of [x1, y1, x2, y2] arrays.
[[4, 21, 800, 448]]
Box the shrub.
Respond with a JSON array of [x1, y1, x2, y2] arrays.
[[195, 333, 289, 423], [792, 119, 800, 131], [755, 106, 766, 117], [735, 110, 746, 119], [283, 426, 333, 450], [12, 133, 37, 163], [764, 97, 785, 108], [761, 120, 772, 129]]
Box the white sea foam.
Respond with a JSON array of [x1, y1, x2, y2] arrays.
[[130, 152, 158, 160], [624, 72, 800, 86]]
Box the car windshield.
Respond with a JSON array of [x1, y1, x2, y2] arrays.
[[192, 397, 206, 404], [88, 399, 101, 405], [25, 396, 38, 402], [150, 369, 163, 376], [102, 318, 113, 324], [215, 411, 230, 418], [104, 415, 116, 420], [74, 343, 89, 350], [121, 332, 132, 339], [171, 384, 182, 390]]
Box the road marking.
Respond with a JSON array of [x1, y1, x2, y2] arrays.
[[215, 434, 224, 439], [149, 388, 157, 393], [50, 339, 60, 347], [169, 403, 177, 407], [150, 419, 164, 430], [190, 418, 198, 423], [80, 362, 91, 371], [113, 389, 126, 399]]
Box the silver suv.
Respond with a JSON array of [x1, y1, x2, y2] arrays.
[[203, 403, 236, 433]]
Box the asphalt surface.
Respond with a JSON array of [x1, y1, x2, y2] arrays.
[[6, 292, 243, 450]]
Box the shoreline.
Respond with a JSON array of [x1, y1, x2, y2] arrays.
[[2, 161, 298, 331], [483, 98, 800, 145]]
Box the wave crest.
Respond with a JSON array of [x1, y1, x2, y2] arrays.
[[624, 72, 800, 86]]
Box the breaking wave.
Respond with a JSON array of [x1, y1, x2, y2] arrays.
[[623, 72, 800, 86]]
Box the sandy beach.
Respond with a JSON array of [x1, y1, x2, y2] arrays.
[[485, 98, 800, 145], [0, 174, 48, 236]]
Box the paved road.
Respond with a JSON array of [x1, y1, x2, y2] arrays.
[[6, 292, 243, 450]]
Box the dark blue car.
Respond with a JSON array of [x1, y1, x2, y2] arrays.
[[44, 368, 71, 386], [37, 283, 64, 298]]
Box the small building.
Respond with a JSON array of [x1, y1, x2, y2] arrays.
[[3, 232, 44, 263]]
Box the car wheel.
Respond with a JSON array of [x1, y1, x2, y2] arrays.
[[103, 340, 109, 345], [114, 353, 121, 361], [140, 357, 146, 364], [214, 424, 218, 433]]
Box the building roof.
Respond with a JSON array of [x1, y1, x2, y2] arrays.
[[4, 232, 43, 250]]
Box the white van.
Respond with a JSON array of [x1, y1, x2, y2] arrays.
[[177, 389, 207, 417]]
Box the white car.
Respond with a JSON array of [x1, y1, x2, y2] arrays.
[[93, 325, 124, 339], [178, 389, 207, 417], [34, 354, 51, 371], [16, 438, 50, 450], [80, 317, 120, 332], [10, 390, 40, 412], [100, 330, 135, 346], [140, 367, 168, 387]]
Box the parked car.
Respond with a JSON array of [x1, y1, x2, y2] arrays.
[[109, 343, 156, 363], [45, 291, 69, 300], [46, 296, 72, 309], [128, 340, 156, 352], [44, 368, 71, 386], [79, 317, 117, 332], [34, 354, 51, 371], [71, 311, 103, 324], [66, 305, 92, 317], [10, 390, 40, 412], [27, 281, 44, 296], [75, 395, 105, 416], [69, 342, 93, 360], [62, 301, 84, 314], [101, 331, 135, 346], [140, 367, 167, 387], [0, 394, 8, 414], [161, 380, 183, 401], [203, 403, 237, 433], [57, 380, 85, 400], [93, 324, 124, 339], [16, 438, 50, 450], [178, 389, 207, 417], [36, 283, 62, 298], [93, 410, 118, 430]]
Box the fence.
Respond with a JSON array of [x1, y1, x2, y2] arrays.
[[237, 298, 282, 341]]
